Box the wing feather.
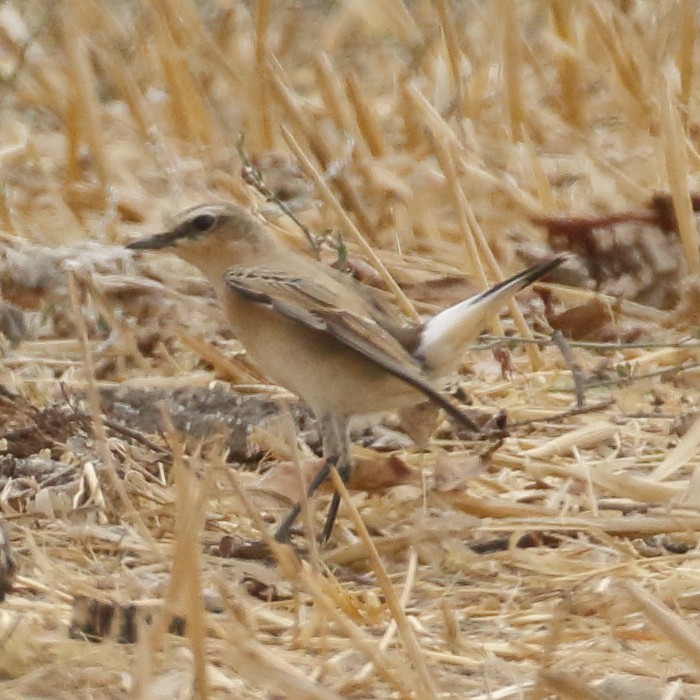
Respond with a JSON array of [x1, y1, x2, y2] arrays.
[[223, 267, 477, 431]]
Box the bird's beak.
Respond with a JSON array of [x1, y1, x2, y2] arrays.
[[126, 230, 176, 250]]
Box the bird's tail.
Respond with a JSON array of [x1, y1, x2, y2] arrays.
[[416, 256, 565, 376]]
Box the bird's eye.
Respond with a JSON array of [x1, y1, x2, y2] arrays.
[[191, 214, 216, 232]]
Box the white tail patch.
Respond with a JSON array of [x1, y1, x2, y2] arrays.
[[416, 258, 564, 376], [417, 292, 506, 375]]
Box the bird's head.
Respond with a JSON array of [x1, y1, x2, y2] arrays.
[[127, 203, 272, 274]]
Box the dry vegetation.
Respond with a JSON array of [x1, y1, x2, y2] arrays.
[[2, 0, 700, 698]]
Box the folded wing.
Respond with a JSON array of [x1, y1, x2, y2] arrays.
[[223, 266, 477, 431]]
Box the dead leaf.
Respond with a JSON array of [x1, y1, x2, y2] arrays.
[[350, 449, 414, 491], [397, 401, 439, 446], [251, 457, 325, 504], [218, 536, 273, 560], [492, 346, 516, 379], [671, 410, 700, 438], [548, 297, 614, 340], [241, 575, 293, 602], [433, 452, 486, 492], [251, 448, 415, 503]]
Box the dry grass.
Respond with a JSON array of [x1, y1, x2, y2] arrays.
[[1, 1, 700, 698]]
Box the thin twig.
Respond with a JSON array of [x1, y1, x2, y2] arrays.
[[552, 330, 586, 408], [557, 361, 700, 392], [507, 399, 615, 427], [477, 334, 700, 351], [617, 412, 677, 420], [281, 125, 420, 321], [237, 132, 321, 257]]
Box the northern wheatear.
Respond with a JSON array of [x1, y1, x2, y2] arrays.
[[127, 203, 563, 542]]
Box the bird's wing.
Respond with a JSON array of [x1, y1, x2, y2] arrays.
[[224, 266, 420, 368], [223, 266, 477, 430]]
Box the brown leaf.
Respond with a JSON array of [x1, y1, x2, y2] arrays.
[[251, 448, 415, 503], [397, 401, 439, 446], [671, 411, 700, 438], [350, 449, 414, 491], [433, 452, 486, 492], [241, 575, 293, 602], [548, 297, 614, 340], [492, 346, 516, 379], [217, 536, 274, 561], [252, 457, 326, 503]]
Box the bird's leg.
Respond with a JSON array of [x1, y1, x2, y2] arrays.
[[274, 413, 350, 543], [274, 457, 333, 542], [320, 415, 351, 543]]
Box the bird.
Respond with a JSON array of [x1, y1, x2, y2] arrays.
[[127, 203, 564, 542]]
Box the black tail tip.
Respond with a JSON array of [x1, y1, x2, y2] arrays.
[[520, 254, 568, 286]]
